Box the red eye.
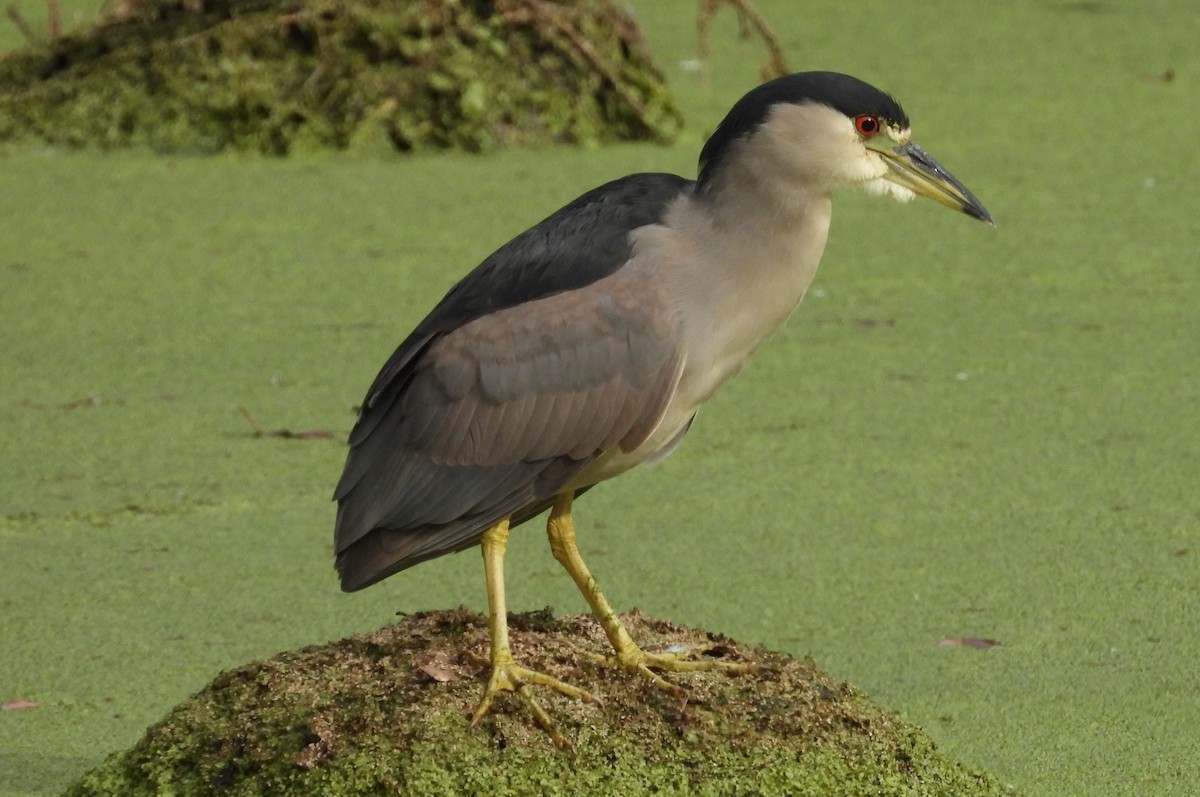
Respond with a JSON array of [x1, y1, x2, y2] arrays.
[[854, 115, 880, 137]]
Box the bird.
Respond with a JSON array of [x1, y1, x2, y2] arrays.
[[333, 71, 992, 745]]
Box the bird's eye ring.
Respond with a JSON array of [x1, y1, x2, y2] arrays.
[[854, 115, 880, 137]]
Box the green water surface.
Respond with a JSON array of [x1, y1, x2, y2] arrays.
[[2, 2, 1197, 795]]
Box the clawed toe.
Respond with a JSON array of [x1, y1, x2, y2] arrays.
[[468, 656, 600, 748], [585, 641, 757, 697]]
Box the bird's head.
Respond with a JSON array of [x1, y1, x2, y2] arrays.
[[698, 71, 993, 225]]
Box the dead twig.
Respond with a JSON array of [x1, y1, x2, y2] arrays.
[[46, 0, 59, 38], [239, 405, 268, 436], [6, 0, 63, 44], [697, 0, 790, 83], [238, 406, 337, 441], [5, 6, 40, 44]]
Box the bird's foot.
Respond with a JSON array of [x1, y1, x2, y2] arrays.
[[467, 651, 601, 749], [580, 641, 758, 699]]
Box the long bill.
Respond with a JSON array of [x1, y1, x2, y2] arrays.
[[882, 142, 995, 226]]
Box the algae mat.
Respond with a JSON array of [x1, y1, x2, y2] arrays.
[[62, 610, 1010, 796], [0, 0, 681, 154], [2, 1, 1199, 796]]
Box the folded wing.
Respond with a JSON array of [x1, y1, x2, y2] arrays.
[[334, 174, 693, 590]]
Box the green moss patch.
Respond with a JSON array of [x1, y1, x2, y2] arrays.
[[0, 0, 681, 154], [64, 608, 1015, 796]]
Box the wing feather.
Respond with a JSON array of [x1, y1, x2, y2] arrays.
[[335, 173, 696, 592]]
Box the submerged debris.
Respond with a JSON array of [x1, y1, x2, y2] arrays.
[[64, 608, 1015, 796], [237, 406, 337, 440], [0, 0, 681, 154]]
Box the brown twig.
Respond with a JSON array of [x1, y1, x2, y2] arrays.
[[238, 405, 267, 436], [46, 0, 59, 38], [697, 0, 790, 83], [5, 0, 64, 44], [6, 6, 40, 44], [238, 406, 337, 440]]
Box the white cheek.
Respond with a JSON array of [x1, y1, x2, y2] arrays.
[[863, 178, 916, 203], [839, 148, 889, 183]]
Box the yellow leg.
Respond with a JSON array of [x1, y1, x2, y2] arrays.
[[469, 517, 598, 747], [546, 493, 753, 697]]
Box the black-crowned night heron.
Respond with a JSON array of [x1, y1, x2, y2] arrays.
[[334, 71, 992, 744]]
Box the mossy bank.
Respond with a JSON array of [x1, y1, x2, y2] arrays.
[[64, 609, 1015, 796], [0, 0, 681, 154]]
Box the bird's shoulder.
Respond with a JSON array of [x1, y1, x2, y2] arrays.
[[419, 171, 694, 335], [354, 172, 693, 418]]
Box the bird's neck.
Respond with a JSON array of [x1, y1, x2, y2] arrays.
[[664, 171, 833, 404]]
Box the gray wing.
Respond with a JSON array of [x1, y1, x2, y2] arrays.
[[334, 264, 683, 591]]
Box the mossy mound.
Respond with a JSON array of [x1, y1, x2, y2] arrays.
[[0, 0, 681, 154], [64, 608, 1016, 796]]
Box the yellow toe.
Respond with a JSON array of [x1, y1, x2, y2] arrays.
[[469, 656, 600, 749]]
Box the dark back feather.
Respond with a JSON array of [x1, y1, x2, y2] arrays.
[[344, 172, 694, 447], [333, 172, 693, 590]]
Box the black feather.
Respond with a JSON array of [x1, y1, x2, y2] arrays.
[[698, 71, 908, 190]]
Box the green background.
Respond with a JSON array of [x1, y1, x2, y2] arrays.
[[2, 2, 1197, 794]]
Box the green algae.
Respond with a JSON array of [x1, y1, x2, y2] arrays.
[[0, 0, 681, 154], [2, 2, 1200, 795], [62, 609, 1013, 796]]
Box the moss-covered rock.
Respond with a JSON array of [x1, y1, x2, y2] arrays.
[[0, 0, 681, 154], [64, 608, 1017, 796]]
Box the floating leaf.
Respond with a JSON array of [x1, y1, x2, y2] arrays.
[[936, 637, 999, 650], [2, 700, 39, 710]]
